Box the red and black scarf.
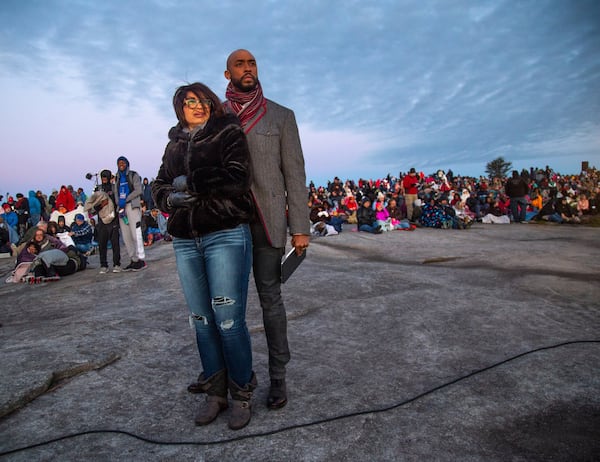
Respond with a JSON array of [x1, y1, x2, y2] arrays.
[[225, 81, 267, 134]]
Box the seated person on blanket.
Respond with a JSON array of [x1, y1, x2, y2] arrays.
[[143, 208, 163, 246], [56, 215, 71, 233], [341, 194, 358, 224], [480, 196, 510, 224], [154, 208, 171, 241], [419, 195, 456, 228], [69, 213, 93, 254], [374, 200, 392, 231], [25, 228, 86, 281], [310, 201, 343, 233], [386, 198, 412, 230], [15, 220, 48, 255], [17, 240, 40, 265], [356, 198, 383, 234], [54, 185, 76, 213], [46, 221, 59, 237], [7, 241, 41, 283]]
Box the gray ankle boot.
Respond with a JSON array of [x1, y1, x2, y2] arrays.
[[228, 372, 257, 430], [194, 369, 228, 426]]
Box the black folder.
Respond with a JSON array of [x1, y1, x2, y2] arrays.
[[281, 248, 306, 283]]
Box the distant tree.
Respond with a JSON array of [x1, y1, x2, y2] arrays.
[[486, 157, 512, 179]]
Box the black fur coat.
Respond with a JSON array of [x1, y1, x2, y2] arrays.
[[152, 113, 255, 238]]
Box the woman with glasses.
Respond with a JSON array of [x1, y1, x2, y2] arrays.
[[152, 82, 256, 430]]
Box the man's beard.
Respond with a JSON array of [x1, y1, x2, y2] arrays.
[[232, 74, 258, 92]]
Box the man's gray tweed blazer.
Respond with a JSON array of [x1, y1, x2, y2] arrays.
[[245, 99, 310, 249]]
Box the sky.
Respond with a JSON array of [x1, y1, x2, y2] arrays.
[[1, 0, 599, 197]]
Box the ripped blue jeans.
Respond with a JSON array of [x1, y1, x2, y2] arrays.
[[173, 224, 253, 385]]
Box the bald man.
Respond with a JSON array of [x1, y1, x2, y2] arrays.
[[223, 49, 310, 409]]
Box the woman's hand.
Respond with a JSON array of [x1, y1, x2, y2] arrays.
[[172, 175, 188, 192], [167, 191, 196, 208]]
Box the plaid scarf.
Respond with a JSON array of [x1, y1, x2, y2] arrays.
[[225, 80, 267, 133]]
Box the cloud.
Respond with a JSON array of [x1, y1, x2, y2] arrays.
[[518, 122, 600, 159], [0, 73, 170, 194], [300, 123, 432, 184]]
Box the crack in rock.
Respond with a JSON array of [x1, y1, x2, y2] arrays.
[[0, 352, 121, 419]]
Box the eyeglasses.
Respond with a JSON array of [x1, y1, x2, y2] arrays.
[[184, 98, 211, 109]]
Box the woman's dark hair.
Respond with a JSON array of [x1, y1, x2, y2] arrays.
[[47, 221, 59, 235], [27, 241, 41, 253], [173, 82, 225, 128]]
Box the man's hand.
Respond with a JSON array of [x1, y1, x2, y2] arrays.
[[167, 192, 196, 208], [291, 234, 310, 256]]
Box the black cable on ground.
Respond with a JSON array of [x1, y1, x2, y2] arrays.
[[1, 339, 598, 457]]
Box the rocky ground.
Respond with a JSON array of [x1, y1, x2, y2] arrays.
[[0, 223, 599, 461]]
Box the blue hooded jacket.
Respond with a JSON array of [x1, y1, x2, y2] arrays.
[[28, 191, 41, 216]]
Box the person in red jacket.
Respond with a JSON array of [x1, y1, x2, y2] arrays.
[[55, 185, 76, 213], [402, 168, 420, 221]]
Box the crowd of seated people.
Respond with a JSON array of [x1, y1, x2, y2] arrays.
[[307, 165, 599, 234]]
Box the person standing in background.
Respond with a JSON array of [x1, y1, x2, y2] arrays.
[[75, 187, 88, 206], [505, 170, 530, 223], [27, 190, 41, 228], [95, 170, 121, 273], [85, 169, 122, 273], [14, 193, 30, 238], [402, 168, 420, 222], [115, 156, 146, 271], [36, 190, 50, 221], [142, 177, 155, 210]]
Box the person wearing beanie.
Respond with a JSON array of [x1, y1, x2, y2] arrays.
[[85, 169, 121, 273], [356, 198, 383, 233], [56, 215, 70, 233], [114, 156, 146, 271], [69, 213, 93, 255]]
